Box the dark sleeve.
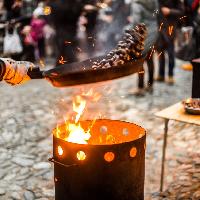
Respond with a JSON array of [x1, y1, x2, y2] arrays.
[[47, 1, 84, 26], [4, 0, 14, 11], [81, 0, 98, 4], [0, 59, 6, 81], [169, 0, 184, 16]]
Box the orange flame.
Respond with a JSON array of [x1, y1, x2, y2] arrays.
[[55, 89, 102, 145], [73, 95, 86, 123], [66, 123, 91, 144]]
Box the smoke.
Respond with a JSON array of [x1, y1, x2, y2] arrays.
[[96, 0, 131, 55]]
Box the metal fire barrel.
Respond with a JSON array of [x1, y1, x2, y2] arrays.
[[51, 120, 146, 200]]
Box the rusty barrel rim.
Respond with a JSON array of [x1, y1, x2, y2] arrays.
[[53, 119, 146, 147]]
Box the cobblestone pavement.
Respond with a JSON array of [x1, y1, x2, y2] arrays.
[[0, 60, 200, 200]]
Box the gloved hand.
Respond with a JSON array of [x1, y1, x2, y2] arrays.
[[0, 58, 35, 85]]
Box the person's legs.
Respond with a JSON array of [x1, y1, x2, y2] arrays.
[[38, 37, 45, 59], [133, 71, 145, 96], [157, 32, 166, 81], [147, 55, 154, 87], [130, 68, 145, 96], [138, 72, 144, 89], [158, 51, 165, 81], [85, 12, 98, 57], [86, 27, 96, 57], [167, 39, 175, 78], [55, 27, 78, 65], [146, 56, 154, 93]]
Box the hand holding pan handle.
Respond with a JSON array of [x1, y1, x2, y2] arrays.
[[0, 58, 43, 85], [0, 23, 158, 87], [0, 56, 145, 87]]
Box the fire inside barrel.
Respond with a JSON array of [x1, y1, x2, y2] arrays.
[[51, 119, 146, 200]]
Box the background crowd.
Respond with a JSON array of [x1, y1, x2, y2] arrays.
[[0, 0, 199, 95]]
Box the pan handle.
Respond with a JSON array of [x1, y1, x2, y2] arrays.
[[27, 67, 44, 79], [0, 59, 44, 83]]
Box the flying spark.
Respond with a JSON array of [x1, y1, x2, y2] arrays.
[[58, 56, 67, 65]]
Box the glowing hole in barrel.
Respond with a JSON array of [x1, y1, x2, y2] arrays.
[[58, 146, 64, 156], [130, 147, 137, 158], [104, 152, 115, 162], [77, 151, 86, 161]]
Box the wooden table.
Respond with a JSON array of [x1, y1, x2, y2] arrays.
[[155, 102, 200, 192]]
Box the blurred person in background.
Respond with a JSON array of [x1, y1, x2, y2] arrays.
[[156, 0, 184, 85], [83, 1, 98, 57], [110, 0, 131, 49], [177, 0, 199, 71], [21, 1, 46, 62], [97, 0, 131, 53], [30, 2, 46, 61], [4, 0, 23, 21], [47, 0, 96, 65], [97, 0, 114, 53], [129, 0, 158, 96], [184, 0, 199, 24]]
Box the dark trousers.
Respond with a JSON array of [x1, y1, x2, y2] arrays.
[[85, 12, 97, 57], [85, 27, 96, 57], [159, 39, 175, 77], [38, 37, 45, 59], [138, 55, 154, 89], [55, 27, 78, 65]]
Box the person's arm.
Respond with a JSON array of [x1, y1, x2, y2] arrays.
[[161, 0, 184, 17], [0, 58, 35, 85]]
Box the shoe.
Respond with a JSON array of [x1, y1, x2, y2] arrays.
[[181, 63, 193, 71], [155, 76, 165, 82], [145, 85, 154, 94], [131, 88, 145, 97], [167, 76, 175, 85]]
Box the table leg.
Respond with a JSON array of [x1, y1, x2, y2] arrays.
[[160, 119, 169, 192]]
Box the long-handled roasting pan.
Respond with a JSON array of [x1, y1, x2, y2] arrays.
[[1, 24, 157, 87]]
